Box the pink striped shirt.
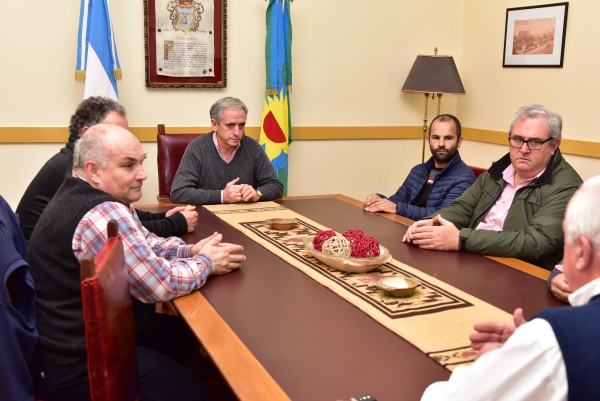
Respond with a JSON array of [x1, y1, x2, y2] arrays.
[[213, 132, 241, 163], [476, 164, 545, 231]]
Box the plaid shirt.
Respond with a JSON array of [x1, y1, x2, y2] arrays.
[[72, 179, 213, 303]]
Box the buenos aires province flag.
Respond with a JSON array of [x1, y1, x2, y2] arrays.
[[259, 0, 293, 196], [75, 0, 121, 100]]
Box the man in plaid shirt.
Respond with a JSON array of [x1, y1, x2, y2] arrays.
[[28, 124, 245, 400]]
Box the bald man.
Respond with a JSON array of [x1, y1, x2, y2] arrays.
[[27, 124, 245, 401]]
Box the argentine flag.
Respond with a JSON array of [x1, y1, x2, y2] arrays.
[[75, 0, 121, 100]]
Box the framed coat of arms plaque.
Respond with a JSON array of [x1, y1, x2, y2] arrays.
[[144, 0, 227, 88]]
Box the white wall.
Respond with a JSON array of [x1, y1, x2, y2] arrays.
[[457, 0, 600, 176], [0, 0, 466, 209]]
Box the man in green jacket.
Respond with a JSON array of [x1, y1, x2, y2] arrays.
[[403, 104, 582, 270]]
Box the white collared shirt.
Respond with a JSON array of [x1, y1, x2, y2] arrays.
[[421, 277, 600, 401]]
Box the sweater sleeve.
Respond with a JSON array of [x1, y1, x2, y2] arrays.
[[170, 140, 223, 205], [253, 143, 284, 201], [135, 209, 188, 237]]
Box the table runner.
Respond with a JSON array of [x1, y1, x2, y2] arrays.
[[204, 202, 512, 370]]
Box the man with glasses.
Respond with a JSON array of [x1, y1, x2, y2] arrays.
[[403, 104, 582, 270]]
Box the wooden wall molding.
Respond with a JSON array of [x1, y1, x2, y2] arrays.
[[1, 126, 599, 159]]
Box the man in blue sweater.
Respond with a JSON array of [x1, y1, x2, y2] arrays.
[[364, 114, 475, 220], [421, 175, 600, 401]]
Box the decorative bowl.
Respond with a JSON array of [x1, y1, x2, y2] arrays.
[[303, 236, 392, 273], [265, 218, 298, 230], [376, 276, 420, 297]]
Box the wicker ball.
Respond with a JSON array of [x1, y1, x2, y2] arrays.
[[322, 236, 351, 258]]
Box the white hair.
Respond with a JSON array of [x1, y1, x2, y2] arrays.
[[73, 126, 109, 169], [564, 175, 600, 258]]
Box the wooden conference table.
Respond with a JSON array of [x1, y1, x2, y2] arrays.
[[140, 195, 563, 401]]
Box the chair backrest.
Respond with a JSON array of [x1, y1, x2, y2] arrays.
[[157, 124, 204, 202], [468, 165, 488, 178], [80, 220, 138, 401]]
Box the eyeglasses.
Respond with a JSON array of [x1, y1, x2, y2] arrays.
[[508, 136, 553, 150]]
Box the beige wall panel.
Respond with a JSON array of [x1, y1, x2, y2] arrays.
[[460, 141, 600, 182], [458, 0, 600, 147], [0, 1, 465, 209], [287, 139, 422, 202]]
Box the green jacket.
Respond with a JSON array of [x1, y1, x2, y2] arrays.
[[430, 149, 582, 270]]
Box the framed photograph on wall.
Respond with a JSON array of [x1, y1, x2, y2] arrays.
[[503, 2, 569, 68], [144, 0, 227, 88]]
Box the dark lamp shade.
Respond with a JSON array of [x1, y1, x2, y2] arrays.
[[401, 55, 466, 95]]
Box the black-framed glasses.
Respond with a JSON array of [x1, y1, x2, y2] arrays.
[[508, 136, 553, 150]]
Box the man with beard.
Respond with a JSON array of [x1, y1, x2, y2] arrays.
[[403, 104, 583, 270], [364, 114, 475, 220]]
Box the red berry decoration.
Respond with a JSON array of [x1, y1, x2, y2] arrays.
[[350, 236, 380, 258], [343, 229, 365, 244], [313, 230, 337, 251]]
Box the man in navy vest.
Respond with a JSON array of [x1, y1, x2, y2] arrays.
[[421, 174, 600, 401], [363, 114, 475, 220]]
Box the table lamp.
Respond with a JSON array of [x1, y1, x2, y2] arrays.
[[401, 48, 466, 162]]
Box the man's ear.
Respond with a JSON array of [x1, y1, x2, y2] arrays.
[[81, 126, 91, 135], [551, 138, 561, 155], [84, 160, 101, 185], [576, 235, 594, 273], [457, 136, 463, 149], [211, 118, 218, 132]]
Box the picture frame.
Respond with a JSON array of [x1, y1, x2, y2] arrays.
[[144, 0, 227, 88], [503, 2, 569, 68]]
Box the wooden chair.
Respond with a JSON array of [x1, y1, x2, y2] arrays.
[[80, 220, 139, 401], [157, 124, 204, 203], [468, 165, 488, 178]]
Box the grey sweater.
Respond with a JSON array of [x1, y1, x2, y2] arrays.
[[170, 133, 284, 204]]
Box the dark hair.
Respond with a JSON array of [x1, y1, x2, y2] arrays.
[[428, 114, 462, 139], [68, 96, 126, 137]]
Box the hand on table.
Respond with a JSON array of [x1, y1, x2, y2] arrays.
[[238, 184, 260, 202], [550, 264, 571, 303], [470, 308, 527, 358], [223, 177, 243, 203], [166, 205, 198, 233], [190, 232, 246, 275], [363, 194, 396, 213], [402, 214, 459, 251]]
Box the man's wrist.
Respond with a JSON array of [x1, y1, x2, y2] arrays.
[[459, 230, 468, 252], [547, 268, 564, 290]]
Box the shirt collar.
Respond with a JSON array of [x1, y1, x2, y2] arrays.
[[212, 132, 241, 163], [72, 171, 134, 210], [569, 276, 600, 306], [502, 163, 546, 186]]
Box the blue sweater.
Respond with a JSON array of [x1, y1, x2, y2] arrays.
[[381, 152, 476, 220], [536, 293, 600, 401]]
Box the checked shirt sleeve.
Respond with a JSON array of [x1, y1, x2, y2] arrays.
[[73, 201, 214, 303]]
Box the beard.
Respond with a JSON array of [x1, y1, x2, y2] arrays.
[[431, 146, 458, 164]]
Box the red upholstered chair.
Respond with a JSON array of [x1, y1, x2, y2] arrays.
[[80, 220, 139, 401], [469, 165, 488, 178], [157, 124, 204, 203]]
